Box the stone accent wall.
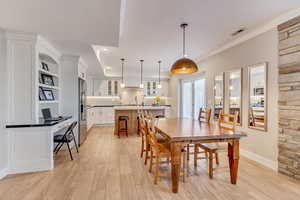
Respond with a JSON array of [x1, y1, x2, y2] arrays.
[[278, 16, 300, 179]]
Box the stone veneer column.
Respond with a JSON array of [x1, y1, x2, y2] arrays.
[[278, 16, 300, 179]]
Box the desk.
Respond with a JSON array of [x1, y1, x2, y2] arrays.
[[6, 116, 72, 175], [155, 118, 247, 193]]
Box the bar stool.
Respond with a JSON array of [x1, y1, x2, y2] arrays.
[[118, 116, 129, 138]]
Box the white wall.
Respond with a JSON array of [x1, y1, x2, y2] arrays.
[[60, 55, 80, 138], [0, 29, 8, 176], [169, 28, 279, 167]]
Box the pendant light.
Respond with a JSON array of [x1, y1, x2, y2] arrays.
[[139, 60, 144, 88], [171, 23, 198, 74], [120, 58, 125, 88], [157, 60, 162, 89]]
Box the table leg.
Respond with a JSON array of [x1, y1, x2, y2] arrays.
[[171, 142, 182, 193], [228, 139, 240, 184]]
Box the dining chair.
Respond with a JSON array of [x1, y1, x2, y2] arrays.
[[142, 115, 167, 165], [188, 108, 212, 161], [198, 107, 212, 122], [53, 121, 79, 160], [250, 108, 265, 128], [195, 110, 238, 179], [146, 120, 188, 184]]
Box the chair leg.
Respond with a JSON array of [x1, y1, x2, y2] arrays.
[[187, 144, 190, 161], [66, 142, 73, 161], [208, 151, 213, 179], [125, 120, 128, 137], [215, 152, 219, 165], [194, 144, 198, 167], [154, 153, 159, 184], [53, 143, 60, 152], [149, 148, 153, 173], [71, 131, 79, 153], [55, 143, 64, 154], [183, 152, 187, 183], [144, 142, 149, 165], [140, 136, 144, 158], [118, 120, 120, 138]]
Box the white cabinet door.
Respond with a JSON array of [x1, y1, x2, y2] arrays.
[[102, 107, 114, 124]]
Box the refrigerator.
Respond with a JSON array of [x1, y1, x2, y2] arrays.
[[78, 78, 87, 146]]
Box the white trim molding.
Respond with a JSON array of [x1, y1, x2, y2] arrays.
[[0, 168, 8, 180], [241, 149, 278, 171], [197, 7, 300, 62]]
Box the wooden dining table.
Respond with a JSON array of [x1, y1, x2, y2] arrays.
[[154, 118, 247, 193]]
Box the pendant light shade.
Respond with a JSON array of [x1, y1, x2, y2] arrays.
[[157, 60, 162, 89], [139, 60, 144, 88], [120, 58, 125, 88], [171, 23, 198, 74]]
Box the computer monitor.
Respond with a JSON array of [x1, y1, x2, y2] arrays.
[[41, 108, 52, 120]]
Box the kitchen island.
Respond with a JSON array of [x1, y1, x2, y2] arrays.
[[114, 106, 170, 135]]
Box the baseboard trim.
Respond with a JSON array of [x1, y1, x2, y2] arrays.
[[241, 149, 278, 171], [0, 168, 8, 180]]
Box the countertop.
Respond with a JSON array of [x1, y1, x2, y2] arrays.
[[87, 105, 171, 109], [113, 106, 170, 110], [6, 116, 72, 128]]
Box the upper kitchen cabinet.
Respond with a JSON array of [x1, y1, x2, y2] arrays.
[[144, 80, 169, 97], [87, 78, 121, 96]]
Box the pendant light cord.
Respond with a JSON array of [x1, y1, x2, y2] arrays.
[[140, 60, 144, 84], [121, 58, 125, 83], [158, 60, 161, 84], [183, 25, 185, 57], [181, 23, 188, 57]]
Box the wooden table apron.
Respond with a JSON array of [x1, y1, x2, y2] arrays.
[[154, 118, 246, 193]]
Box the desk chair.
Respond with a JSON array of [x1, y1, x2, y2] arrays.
[[54, 121, 79, 160]]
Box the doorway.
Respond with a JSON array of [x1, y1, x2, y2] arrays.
[[181, 79, 206, 119]]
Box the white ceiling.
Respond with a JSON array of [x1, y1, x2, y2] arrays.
[[0, 0, 122, 76], [95, 0, 300, 78], [1, 0, 300, 79]]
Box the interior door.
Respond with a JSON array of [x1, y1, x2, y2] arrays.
[[182, 81, 193, 118], [181, 79, 206, 119]]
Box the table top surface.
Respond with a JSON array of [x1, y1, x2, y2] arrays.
[[6, 116, 72, 128], [155, 118, 247, 142]]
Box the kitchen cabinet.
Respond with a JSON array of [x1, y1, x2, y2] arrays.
[[87, 107, 115, 129], [86, 78, 121, 96]]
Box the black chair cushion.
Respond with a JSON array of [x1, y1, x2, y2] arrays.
[[119, 116, 129, 120], [155, 115, 165, 118], [54, 134, 74, 143]]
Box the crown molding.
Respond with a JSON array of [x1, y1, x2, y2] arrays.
[[196, 7, 300, 63]]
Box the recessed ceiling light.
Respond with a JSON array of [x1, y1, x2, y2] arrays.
[[102, 48, 109, 52]]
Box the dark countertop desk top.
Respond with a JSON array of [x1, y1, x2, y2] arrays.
[[6, 116, 72, 128]]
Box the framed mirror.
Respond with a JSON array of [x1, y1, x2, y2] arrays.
[[228, 69, 242, 125], [248, 63, 267, 131], [214, 73, 224, 119]]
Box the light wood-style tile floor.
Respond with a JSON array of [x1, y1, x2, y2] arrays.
[[1, 126, 300, 200]]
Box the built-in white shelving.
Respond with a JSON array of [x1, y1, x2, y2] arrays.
[[39, 83, 59, 90]]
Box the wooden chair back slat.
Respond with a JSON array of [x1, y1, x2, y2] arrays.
[[218, 110, 238, 131], [198, 108, 212, 123]]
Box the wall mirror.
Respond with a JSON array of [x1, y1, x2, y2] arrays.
[[229, 69, 242, 125], [214, 73, 224, 119], [248, 63, 267, 131]]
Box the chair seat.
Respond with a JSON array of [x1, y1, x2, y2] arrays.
[[119, 116, 129, 120], [156, 133, 167, 143], [198, 143, 218, 151], [155, 115, 165, 118], [157, 143, 171, 154], [54, 134, 74, 143]]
